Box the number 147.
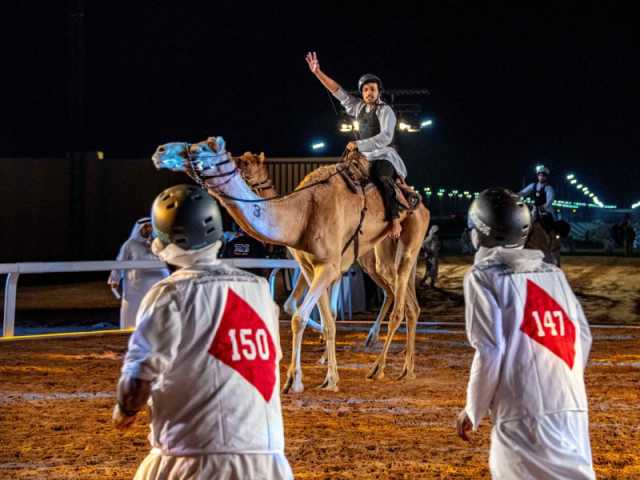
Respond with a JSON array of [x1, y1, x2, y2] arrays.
[[532, 310, 565, 337]]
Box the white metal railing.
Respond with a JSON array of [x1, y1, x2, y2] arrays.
[[0, 259, 299, 337]]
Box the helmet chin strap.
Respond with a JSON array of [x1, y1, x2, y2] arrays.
[[470, 229, 481, 250]]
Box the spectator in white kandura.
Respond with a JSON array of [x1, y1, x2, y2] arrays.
[[108, 218, 170, 328], [456, 187, 594, 480], [113, 184, 292, 480]]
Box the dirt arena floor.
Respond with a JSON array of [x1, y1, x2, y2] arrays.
[[1, 256, 639, 479], [1, 328, 639, 479]]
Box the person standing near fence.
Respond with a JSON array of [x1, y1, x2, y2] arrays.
[[108, 218, 170, 328], [621, 214, 636, 256], [420, 225, 441, 288], [112, 185, 292, 480]]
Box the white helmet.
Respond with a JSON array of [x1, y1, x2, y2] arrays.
[[535, 165, 550, 176]]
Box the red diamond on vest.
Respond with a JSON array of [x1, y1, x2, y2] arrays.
[[520, 279, 576, 369], [209, 288, 276, 401]]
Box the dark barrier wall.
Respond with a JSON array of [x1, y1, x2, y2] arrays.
[[0, 156, 340, 263], [1, 156, 186, 262], [1, 158, 72, 262]]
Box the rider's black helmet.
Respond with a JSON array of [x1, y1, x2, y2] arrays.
[[358, 73, 383, 93], [468, 188, 532, 248], [151, 184, 223, 250]]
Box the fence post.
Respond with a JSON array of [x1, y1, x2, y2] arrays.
[[3, 273, 20, 337]]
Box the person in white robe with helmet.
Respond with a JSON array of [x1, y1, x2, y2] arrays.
[[456, 187, 595, 480], [112, 184, 293, 480]]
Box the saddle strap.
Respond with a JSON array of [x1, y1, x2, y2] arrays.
[[341, 183, 367, 260]]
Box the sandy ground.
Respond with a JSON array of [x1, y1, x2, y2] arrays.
[[0, 327, 639, 479], [0, 256, 639, 479]]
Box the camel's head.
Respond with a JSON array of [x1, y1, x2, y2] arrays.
[[236, 152, 274, 194], [152, 136, 228, 173]]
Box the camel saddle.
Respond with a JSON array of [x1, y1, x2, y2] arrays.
[[337, 154, 421, 212]]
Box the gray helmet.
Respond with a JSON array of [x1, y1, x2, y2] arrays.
[[358, 73, 383, 93], [467, 188, 531, 248], [151, 184, 223, 250]]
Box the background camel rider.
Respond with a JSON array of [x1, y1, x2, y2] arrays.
[[305, 51, 407, 239], [519, 165, 555, 227]]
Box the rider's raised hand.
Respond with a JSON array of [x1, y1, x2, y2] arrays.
[[305, 51, 320, 74]]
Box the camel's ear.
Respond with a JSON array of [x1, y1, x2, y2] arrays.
[[205, 136, 217, 149], [258, 152, 266, 163]]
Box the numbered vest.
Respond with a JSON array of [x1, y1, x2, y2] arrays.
[[209, 288, 277, 401], [520, 280, 576, 368]]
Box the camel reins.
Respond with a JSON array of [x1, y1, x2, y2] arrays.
[[184, 145, 368, 259], [184, 146, 353, 204]]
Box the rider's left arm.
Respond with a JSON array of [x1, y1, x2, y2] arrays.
[[356, 105, 396, 152]]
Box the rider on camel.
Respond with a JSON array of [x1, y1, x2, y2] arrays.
[[519, 165, 556, 230], [305, 51, 407, 239]]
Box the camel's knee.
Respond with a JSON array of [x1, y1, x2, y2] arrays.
[[291, 313, 305, 332]]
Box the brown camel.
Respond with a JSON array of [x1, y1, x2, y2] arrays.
[[152, 137, 430, 392], [235, 150, 397, 349], [525, 221, 562, 266]]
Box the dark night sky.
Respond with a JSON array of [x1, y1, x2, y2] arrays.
[[3, 2, 638, 206]]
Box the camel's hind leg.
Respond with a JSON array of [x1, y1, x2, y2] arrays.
[[398, 266, 419, 381], [359, 246, 395, 350], [367, 210, 429, 380], [366, 251, 414, 380], [316, 291, 339, 391], [283, 261, 339, 394], [283, 271, 307, 316]]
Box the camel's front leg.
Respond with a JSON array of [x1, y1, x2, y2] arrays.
[[283, 263, 339, 394]]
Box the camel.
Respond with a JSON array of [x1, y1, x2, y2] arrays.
[[526, 221, 563, 266], [152, 137, 430, 393], [235, 151, 398, 349]]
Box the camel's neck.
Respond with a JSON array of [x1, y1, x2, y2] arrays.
[[208, 172, 304, 247]]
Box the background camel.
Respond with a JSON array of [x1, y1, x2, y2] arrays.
[[153, 137, 430, 393]]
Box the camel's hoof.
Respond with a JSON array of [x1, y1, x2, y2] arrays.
[[396, 369, 416, 382], [282, 376, 304, 394], [363, 332, 380, 350], [317, 380, 340, 392], [362, 341, 381, 353], [317, 378, 339, 392], [366, 363, 385, 380]]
